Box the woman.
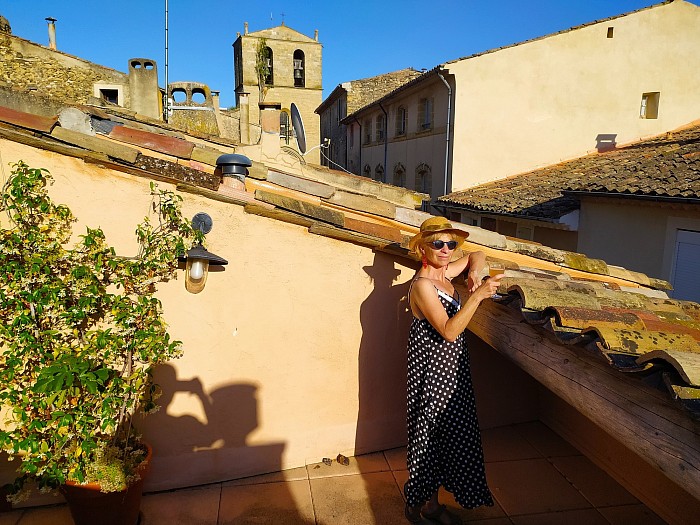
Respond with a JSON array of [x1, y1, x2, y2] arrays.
[[404, 217, 502, 525]]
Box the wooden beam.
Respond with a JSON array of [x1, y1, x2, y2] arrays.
[[466, 298, 700, 501]]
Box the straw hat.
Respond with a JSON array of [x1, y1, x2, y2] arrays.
[[408, 216, 470, 253]]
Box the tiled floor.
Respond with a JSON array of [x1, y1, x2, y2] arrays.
[[0, 421, 667, 525]]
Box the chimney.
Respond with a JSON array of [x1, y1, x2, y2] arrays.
[[45, 17, 56, 50], [244, 22, 249, 35], [314, 29, 318, 42]]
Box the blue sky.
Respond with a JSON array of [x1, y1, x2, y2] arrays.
[[2, 1, 692, 109]]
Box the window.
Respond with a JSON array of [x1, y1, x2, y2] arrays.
[[363, 119, 372, 144], [349, 124, 354, 149], [374, 164, 384, 182], [293, 50, 305, 87], [516, 225, 534, 241], [395, 105, 407, 136], [99, 89, 119, 105], [94, 83, 123, 106], [363, 164, 371, 178], [417, 97, 433, 131], [640, 92, 660, 119], [264, 47, 274, 85], [481, 217, 497, 231], [672, 230, 700, 302], [607, 27, 614, 38], [376, 114, 385, 142], [416, 163, 432, 194], [393, 163, 406, 187]]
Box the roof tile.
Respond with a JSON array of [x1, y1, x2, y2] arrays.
[[440, 122, 700, 219], [0, 106, 57, 133], [109, 124, 195, 159]]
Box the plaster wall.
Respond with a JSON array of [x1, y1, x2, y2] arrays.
[[576, 196, 700, 283], [0, 140, 541, 498], [444, 0, 700, 190]]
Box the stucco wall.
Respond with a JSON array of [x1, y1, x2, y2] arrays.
[[447, 0, 700, 190], [0, 139, 541, 499], [577, 196, 700, 283]]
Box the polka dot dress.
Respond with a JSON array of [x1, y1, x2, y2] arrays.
[[404, 281, 493, 509]]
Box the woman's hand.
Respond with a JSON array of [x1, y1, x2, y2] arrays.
[[473, 274, 504, 302]]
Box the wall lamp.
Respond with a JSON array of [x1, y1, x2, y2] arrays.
[[179, 212, 227, 294]]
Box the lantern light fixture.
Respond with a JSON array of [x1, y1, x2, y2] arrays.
[[179, 212, 228, 294]]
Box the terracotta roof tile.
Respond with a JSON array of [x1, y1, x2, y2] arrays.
[[109, 124, 195, 159], [440, 122, 700, 219], [0, 106, 57, 133], [493, 266, 700, 417]]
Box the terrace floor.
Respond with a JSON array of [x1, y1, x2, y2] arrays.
[[1, 421, 667, 525]]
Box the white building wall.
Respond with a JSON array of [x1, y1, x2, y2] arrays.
[[447, 0, 700, 189]]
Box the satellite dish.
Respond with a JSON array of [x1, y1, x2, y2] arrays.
[[290, 103, 307, 154]]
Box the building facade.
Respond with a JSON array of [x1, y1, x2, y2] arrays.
[[343, 0, 700, 204], [233, 23, 322, 164], [316, 68, 421, 172]]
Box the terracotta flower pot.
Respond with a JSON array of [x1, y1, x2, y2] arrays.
[[60, 443, 152, 525]]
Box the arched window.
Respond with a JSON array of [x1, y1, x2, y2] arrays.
[[363, 164, 371, 178], [375, 164, 384, 182], [416, 163, 432, 194], [376, 114, 385, 142], [264, 47, 274, 85], [395, 105, 407, 136], [393, 163, 406, 187], [293, 50, 305, 87]]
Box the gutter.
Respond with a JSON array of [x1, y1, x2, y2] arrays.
[[379, 101, 388, 183], [437, 68, 451, 197], [563, 190, 700, 206]]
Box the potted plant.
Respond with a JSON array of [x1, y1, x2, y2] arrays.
[[0, 161, 201, 524]]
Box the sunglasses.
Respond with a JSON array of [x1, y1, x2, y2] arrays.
[[429, 240, 458, 250]]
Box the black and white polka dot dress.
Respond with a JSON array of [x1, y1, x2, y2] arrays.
[[404, 280, 493, 509]]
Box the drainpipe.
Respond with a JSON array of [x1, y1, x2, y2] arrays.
[[45, 17, 56, 50], [353, 116, 362, 176], [437, 69, 452, 198], [379, 101, 388, 183]]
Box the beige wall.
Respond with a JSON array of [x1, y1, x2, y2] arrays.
[[447, 0, 700, 190], [576, 196, 700, 283], [0, 139, 540, 499]]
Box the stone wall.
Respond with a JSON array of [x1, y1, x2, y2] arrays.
[[0, 33, 129, 107]]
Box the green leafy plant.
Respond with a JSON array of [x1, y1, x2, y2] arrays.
[[255, 37, 271, 102], [0, 161, 202, 501]]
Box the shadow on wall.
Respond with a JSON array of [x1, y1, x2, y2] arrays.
[[355, 252, 413, 457], [143, 365, 312, 523], [355, 251, 414, 522]]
